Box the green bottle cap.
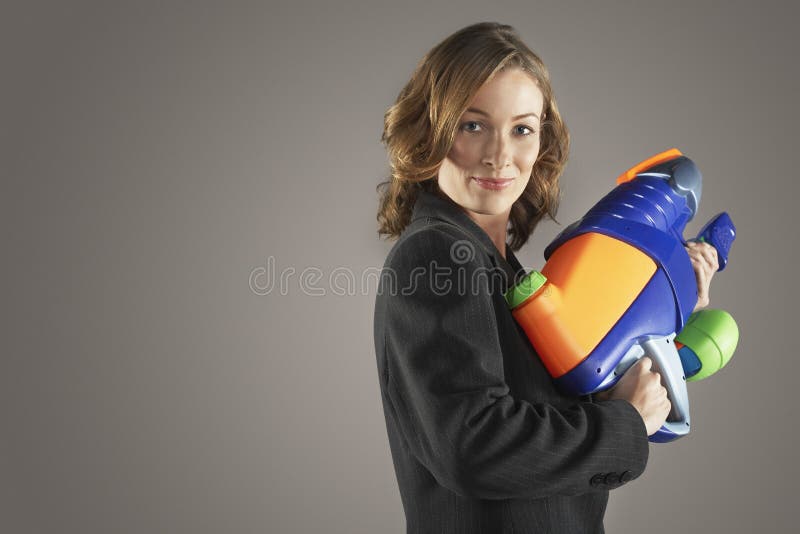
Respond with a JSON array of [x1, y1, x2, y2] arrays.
[[505, 271, 547, 310]]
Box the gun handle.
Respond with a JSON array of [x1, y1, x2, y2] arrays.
[[610, 335, 691, 443], [693, 212, 736, 271]]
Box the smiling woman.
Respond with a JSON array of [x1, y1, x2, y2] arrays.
[[373, 22, 653, 534]]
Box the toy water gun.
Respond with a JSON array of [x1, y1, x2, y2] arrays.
[[505, 149, 739, 443]]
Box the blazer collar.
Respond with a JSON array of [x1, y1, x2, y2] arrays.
[[410, 190, 526, 288]]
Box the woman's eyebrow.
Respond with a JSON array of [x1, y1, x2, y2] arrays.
[[465, 107, 539, 120]]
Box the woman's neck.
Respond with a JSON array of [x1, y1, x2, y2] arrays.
[[465, 210, 509, 260]]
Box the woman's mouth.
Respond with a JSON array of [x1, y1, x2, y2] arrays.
[[471, 177, 514, 190]]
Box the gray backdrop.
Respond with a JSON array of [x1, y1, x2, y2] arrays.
[[3, 1, 798, 533]]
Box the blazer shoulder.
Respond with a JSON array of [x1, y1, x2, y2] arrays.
[[385, 219, 487, 273]]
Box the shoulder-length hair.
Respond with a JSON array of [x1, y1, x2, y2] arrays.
[[376, 22, 570, 252]]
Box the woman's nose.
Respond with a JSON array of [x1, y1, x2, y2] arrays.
[[481, 134, 512, 169]]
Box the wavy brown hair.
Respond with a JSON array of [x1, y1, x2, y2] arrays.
[[376, 22, 570, 252]]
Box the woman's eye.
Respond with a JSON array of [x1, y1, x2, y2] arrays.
[[461, 122, 537, 136]]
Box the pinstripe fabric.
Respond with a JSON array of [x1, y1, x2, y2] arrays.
[[374, 191, 650, 533]]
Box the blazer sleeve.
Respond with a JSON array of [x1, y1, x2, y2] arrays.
[[380, 226, 650, 500]]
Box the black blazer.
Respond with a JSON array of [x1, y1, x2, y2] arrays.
[[374, 190, 650, 534]]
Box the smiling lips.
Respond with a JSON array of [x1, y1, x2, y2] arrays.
[[472, 177, 514, 190]]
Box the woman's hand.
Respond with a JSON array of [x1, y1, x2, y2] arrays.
[[593, 357, 671, 436], [685, 240, 719, 312]]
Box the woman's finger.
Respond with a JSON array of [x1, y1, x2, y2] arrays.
[[696, 243, 718, 269], [688, 245, 716, 274], [692, 242, 719, 271]]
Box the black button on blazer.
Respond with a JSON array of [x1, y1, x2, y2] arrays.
[[374, 190, 650, 534]]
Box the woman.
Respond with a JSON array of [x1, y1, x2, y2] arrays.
[[373, 22, 718, 533]]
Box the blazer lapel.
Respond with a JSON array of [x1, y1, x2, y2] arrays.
[[410, 190, 527, 293]]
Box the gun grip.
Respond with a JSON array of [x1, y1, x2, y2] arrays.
[[611, 336, 691, 443]]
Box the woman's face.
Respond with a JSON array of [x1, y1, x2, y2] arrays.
[[437, 67, 544, 217]]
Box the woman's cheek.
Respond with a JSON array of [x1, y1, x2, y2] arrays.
[[521, 149, 539, 174], [450, 137, 482, 164]]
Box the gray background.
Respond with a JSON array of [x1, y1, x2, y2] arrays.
[[3, 1, 798, 533]]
